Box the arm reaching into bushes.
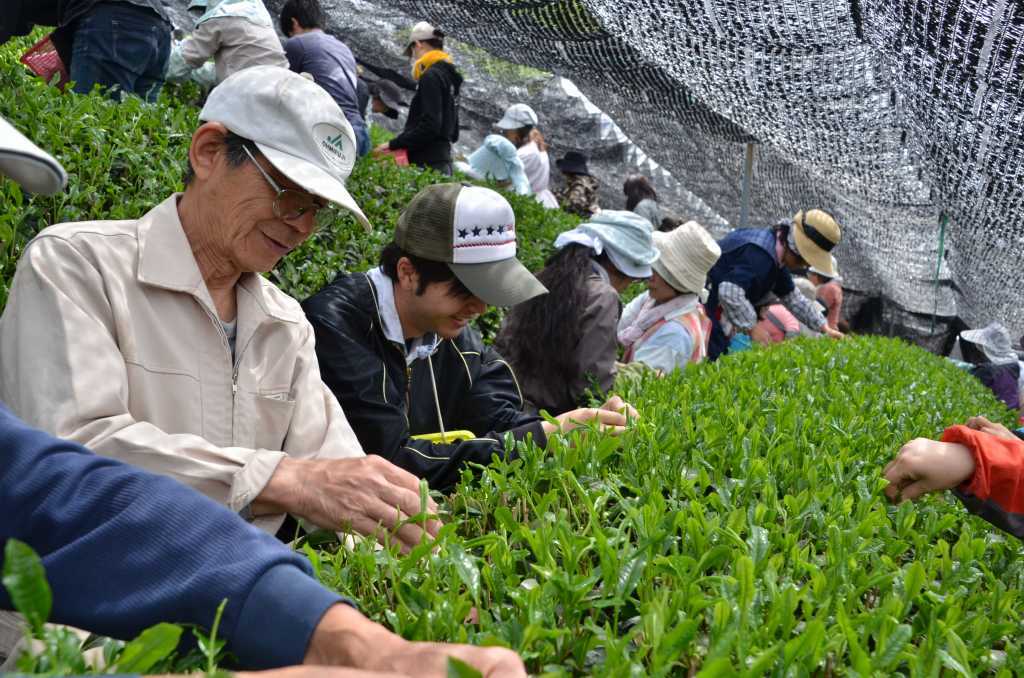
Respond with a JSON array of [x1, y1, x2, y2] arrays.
[[883, 422, 1024, 540]]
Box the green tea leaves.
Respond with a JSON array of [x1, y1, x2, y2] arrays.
[[2, 539, 51, 636]]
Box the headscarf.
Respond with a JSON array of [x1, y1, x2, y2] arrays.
[[196, 0, 274, 28], [554, 210, 659, 278]]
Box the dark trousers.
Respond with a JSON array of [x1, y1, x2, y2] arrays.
[[70, 2, 171, 102], [417, 159, 453, 176]]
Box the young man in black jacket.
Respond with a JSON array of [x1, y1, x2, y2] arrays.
[[374, 21, 462, 174], [303, 183, 638, 492]]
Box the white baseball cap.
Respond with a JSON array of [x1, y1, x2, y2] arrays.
[[0, 116, 67, 195], [199, 65, 370, 230], [405, 21, 440, 55], [495, 103, 538, 130]]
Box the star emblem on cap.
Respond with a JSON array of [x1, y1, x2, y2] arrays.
[[457, 228, 469, 239], [486, 226, 495, 235], [496, 224, 504, 233], [471, 226, 482, 236]]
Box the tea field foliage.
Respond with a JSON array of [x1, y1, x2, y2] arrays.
[[4, 30, 1024, 678], [0, 31, 580, 336], [313, 337, 1024, 676]]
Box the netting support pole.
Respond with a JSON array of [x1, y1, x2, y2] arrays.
[[930, 212, 948, 336], [739, 143, 755, 227]]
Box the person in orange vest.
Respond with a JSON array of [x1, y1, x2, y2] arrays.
[[617, 221, 721, 373]]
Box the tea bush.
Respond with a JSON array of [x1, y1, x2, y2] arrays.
[[311, 337, 1024, 676]]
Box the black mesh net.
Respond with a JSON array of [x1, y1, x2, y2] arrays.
[[167, 0, 1023, 345]]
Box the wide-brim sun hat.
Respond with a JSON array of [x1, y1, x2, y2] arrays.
[[961, 321, 1018, 364], [0, 116, 67, 196], [200, 65, 370, 230], [808, 254, 841, 282], [792, 209, 840, 276], [650, 221, 721, 296], [495, 103, 538, 130]]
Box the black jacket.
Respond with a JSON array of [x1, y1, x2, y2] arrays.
[[302, 272, 546, 492], [388, 60, 462, 166]]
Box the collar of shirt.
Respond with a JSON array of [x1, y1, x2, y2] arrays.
[[367, 267, 441, 366]]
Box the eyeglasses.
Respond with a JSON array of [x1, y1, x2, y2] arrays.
[[243, 145, 329, 222]]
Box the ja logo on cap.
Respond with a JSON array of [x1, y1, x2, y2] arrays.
[[314, 123, 355, 176]]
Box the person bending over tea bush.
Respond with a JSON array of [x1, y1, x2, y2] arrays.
[[304, 183, 638, 492], [0, 67, 438, 553], [705, 211, 844, 360], [0, 114, 524, 678], [496, 210, 659, 414], [617, 221, 721, 373], [884, 415, 1024, 540]]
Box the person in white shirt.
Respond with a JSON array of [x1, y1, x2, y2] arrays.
[[495, 103, 559, 208], [618, 221, 721, 374]]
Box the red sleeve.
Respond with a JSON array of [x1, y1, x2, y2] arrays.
[[819, 283, 842, 329], [942, 425, 1024, 538]]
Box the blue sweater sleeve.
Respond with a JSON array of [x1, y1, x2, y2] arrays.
[[0, 404, 347, 669]]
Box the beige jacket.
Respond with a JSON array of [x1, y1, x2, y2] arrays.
[[180, 16, 289, 84], [0, 195, 364, 534]]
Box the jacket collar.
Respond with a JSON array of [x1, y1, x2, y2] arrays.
[[136, 194, 300, 324], [366, 267, 441, 365]]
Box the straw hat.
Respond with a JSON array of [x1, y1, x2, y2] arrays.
[[651, 220, 721, 297], [792, 209, 840, 276]]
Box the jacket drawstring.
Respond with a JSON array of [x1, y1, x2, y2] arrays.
[[426, 353, 446, 439]]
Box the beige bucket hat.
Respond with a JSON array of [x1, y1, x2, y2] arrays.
[[651, 220, 721, 298]]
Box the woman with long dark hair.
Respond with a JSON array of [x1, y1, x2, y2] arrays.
[[495, 211, 659, 413]]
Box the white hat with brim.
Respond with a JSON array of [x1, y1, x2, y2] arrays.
[[200, 66, 370, 231], [792, 209, 840, 277], [495, 103, 538, 130], [961, 322, 1018, 364], [651, 221, 721, 297], [0, 116, 67, 195]]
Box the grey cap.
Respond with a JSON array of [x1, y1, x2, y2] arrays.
[[395, 183, 548, 307]]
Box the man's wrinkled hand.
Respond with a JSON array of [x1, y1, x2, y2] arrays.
[[260, 457, 441, 553]]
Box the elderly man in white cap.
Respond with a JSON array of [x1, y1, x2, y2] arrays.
[[0, 110, 527, 676], [705, 210, 845, 360], [618, 221, 721, 373], [0, 66, 441, 554]]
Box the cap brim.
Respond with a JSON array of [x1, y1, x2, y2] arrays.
[[793, 227, 835, 276], [494, 116, 519, 130], [448, 257, 548, 307], [0, 117, 67, 195], [257, 142, 371, 232]]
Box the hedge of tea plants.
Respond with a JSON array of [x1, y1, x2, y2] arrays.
[[3, 31, 1024, 678], [305, 336, 1023, 676]]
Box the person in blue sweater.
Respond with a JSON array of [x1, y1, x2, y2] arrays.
[[0, 403, 525, 676], [705, 211, 845, 360], [0, 115, 525, 678]]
